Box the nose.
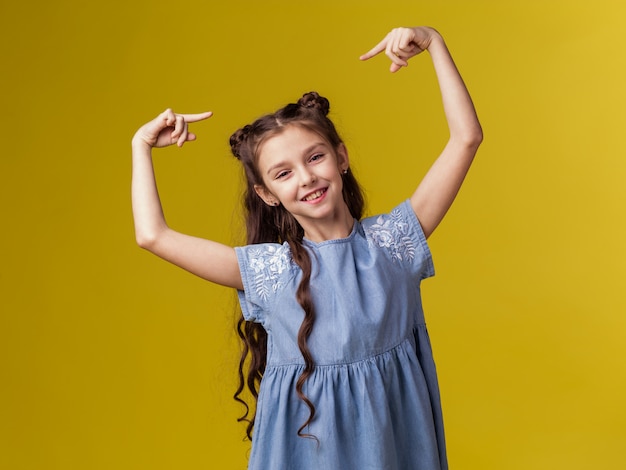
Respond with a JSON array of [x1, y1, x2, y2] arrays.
[[299, 168, 316, 186]]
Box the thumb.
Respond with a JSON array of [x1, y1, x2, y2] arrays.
[[389, 62, 404, 73]]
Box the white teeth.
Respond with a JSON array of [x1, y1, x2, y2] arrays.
[[303, 189, 325, 201]]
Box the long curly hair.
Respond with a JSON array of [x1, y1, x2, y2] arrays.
[[229, 91, 365, 440]]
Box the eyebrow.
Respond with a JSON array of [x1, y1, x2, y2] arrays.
[[265, 142, 327, 176]]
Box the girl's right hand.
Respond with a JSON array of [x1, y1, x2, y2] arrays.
[[132, 108, 213, 149]]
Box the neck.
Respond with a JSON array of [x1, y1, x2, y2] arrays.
[[299, 204, 355, 243]]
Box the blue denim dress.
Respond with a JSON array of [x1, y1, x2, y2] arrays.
[[236, 200, 447, 470]]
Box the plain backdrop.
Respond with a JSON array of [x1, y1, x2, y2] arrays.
[[1, 1, 625, 468]]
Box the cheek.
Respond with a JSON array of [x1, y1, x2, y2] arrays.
[[264, 181, 289, 200]]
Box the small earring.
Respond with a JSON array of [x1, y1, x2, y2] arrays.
[[342, 168, 348, 174], [273, 201, 279, 206]]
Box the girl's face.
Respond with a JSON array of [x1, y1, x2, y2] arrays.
[[254, 125, 351, 237]]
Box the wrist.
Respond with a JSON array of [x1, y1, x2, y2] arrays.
[[423, 28, 443, 49], [425, 32, 446, 55], [131, 133, 154, 151]]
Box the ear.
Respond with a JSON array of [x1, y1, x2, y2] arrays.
[[336, 143, 350, 173], [254, 184, 280, 206]]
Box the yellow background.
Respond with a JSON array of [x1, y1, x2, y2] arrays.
[[1, 0, 625, 468]]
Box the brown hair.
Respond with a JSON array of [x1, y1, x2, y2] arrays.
[[230, 92, 365, 440]]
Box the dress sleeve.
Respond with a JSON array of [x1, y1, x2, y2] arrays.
[[362, 199, 435, 281], [234, 242, 296, 324]]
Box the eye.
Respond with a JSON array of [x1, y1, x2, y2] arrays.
[[309, 153, 324, 162], [275, 170, 290, 179]]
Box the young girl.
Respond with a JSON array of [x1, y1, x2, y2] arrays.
[[132, 26, 481, 470]]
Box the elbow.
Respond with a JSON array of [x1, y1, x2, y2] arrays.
[[135, 228, 163, 251], [458, 125, 483, 153], [467, 124, 484, 149], [135, 233, 153, 250], [450, 122, 483, 152], [475, 125, 484, 147]]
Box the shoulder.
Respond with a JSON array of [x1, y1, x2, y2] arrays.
[[362, 201, 418, 250], [361, 200, 433, 274], [235, 242, 299, 298], [235, 242, 301, 322], [235, 242, 296, 275]]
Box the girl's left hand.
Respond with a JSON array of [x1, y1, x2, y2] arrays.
[[360, 26, 439, 72]]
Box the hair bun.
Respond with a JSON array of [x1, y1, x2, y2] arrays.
[[297, 91, 330, 116], [229, 125, 252, 160]]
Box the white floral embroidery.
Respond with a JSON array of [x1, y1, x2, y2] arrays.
[[365, 208, 416, 262], [246, 245, 293, 301]]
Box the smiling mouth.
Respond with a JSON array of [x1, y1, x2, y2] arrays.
[[301, 188, 327, 202]]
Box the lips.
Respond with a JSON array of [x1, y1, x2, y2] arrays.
[[301, 188, 327, 202]]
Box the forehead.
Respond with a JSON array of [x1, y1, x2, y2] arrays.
[[257, 125, 329, 164]]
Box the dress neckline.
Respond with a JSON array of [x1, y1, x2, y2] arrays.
[[302, 219, 360, 247]]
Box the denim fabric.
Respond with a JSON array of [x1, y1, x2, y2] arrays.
[[236, 200, 447, 470]]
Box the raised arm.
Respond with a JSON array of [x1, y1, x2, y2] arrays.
[[131, 109, 243, 290], [360, 27, 483, 238]]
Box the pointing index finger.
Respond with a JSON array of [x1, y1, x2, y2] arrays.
[[178, 111, 213, 123], [359, 38, 388, 61]]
